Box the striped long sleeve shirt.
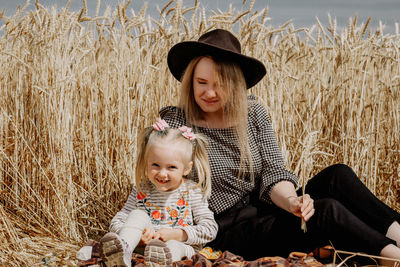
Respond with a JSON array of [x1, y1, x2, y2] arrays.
[[109, 179, 218, 250]]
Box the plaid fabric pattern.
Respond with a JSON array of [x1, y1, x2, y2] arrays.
[[171, 250, 325, 267], [77, 240, 325, 267], [159, 95, 298, 214]]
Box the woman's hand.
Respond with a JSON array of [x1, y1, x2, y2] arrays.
[[270, 181, 315, 221], [138, 228, 160, 246], [157, 228, 188, 242], [288, 194, 315, 221]]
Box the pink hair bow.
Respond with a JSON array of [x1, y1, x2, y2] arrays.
[[179, 126, 196, 141], [153, 118, 170, 131]]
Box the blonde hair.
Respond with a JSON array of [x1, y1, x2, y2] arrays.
[[135, 126, 212, 197], [179, 56, 253, 180]]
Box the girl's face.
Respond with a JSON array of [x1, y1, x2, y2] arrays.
[[146, 141, 192, 192], [193, 57, 227, 118]]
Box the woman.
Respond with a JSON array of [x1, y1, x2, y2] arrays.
[[160, 29, 400, 261]]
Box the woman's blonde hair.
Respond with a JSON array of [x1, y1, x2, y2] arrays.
[[135, 126, 212, 197], [179, 56, 253, 180]]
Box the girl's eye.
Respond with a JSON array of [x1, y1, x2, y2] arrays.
[[152, 163, 159, 167], [169, 166, 177, 169]]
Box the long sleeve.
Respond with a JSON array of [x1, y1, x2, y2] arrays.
[[181, 186, 218, 246], [109, 187, 139, 233], [248, 99, 298, 203]]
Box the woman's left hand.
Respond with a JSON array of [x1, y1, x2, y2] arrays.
[[288, 194, 315, 221]]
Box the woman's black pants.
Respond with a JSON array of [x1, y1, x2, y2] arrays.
[[207, 164, 400, 260]]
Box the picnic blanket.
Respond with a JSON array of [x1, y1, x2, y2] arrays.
[[77, 239, 328, 267]]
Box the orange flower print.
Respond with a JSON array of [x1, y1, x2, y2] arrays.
[[177, 198, 185, 206], [137, 192, 147, 200], [170, 209, 178, 218], [152, 210, 161, 220], [178, 219, 186, 226]]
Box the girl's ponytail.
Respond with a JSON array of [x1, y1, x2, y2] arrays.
[[135, 127, 154, 192]]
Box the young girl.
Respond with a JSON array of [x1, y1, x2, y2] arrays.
[[99, 118, 218, 267]]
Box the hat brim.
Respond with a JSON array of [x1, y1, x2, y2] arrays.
[[167, 41, 266, 89]]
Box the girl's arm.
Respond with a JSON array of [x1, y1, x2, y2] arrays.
[[154, 228, 187, 242], [109, 187, 139, 233], [179, 187, 218, 245], [154, 186, 218, 244]]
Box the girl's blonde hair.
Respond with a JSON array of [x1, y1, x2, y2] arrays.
[[135, 126, 212, 197], [179, 56, 253, 180]]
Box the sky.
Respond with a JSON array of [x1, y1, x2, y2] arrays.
[[1, 0, 399, 34]]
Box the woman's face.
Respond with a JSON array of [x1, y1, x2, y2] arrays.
[[193, 57, 227, 118]]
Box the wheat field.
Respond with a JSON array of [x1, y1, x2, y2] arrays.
[[0, 0, 399, 265]]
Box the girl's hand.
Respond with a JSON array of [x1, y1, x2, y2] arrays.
[[157, 228, 188, 242], [288, 194, 315, 221], [138, 228, 160, 246]]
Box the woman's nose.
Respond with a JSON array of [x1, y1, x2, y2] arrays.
[[205, 88, 217, 98]]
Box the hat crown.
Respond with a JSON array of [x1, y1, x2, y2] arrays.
[[198, 29, 241, 54], [167, 28, 266, 89]]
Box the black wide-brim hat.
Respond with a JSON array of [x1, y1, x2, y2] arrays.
[[167, 29, 266, 89]]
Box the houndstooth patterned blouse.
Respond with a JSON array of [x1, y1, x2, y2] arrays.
[[160, 95, 298, 215]]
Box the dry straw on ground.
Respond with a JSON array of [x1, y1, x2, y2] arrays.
[[0, 0, 399, 265]]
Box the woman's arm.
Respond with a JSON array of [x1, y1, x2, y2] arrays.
[[270, 180, 315, 221], [249, 99, 298, 203], [249, 98, 314, 221]]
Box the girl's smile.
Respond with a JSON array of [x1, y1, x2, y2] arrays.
[[146, 141, 192, 192]]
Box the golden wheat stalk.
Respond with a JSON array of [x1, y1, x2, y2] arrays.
[[0, 0, 399, 265]]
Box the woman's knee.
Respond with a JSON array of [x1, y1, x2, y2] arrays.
[[306, 164, 357, 197], [314, 163, 358, 187], [329, 163, 354, 175], [320, 163, 356, 181]]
